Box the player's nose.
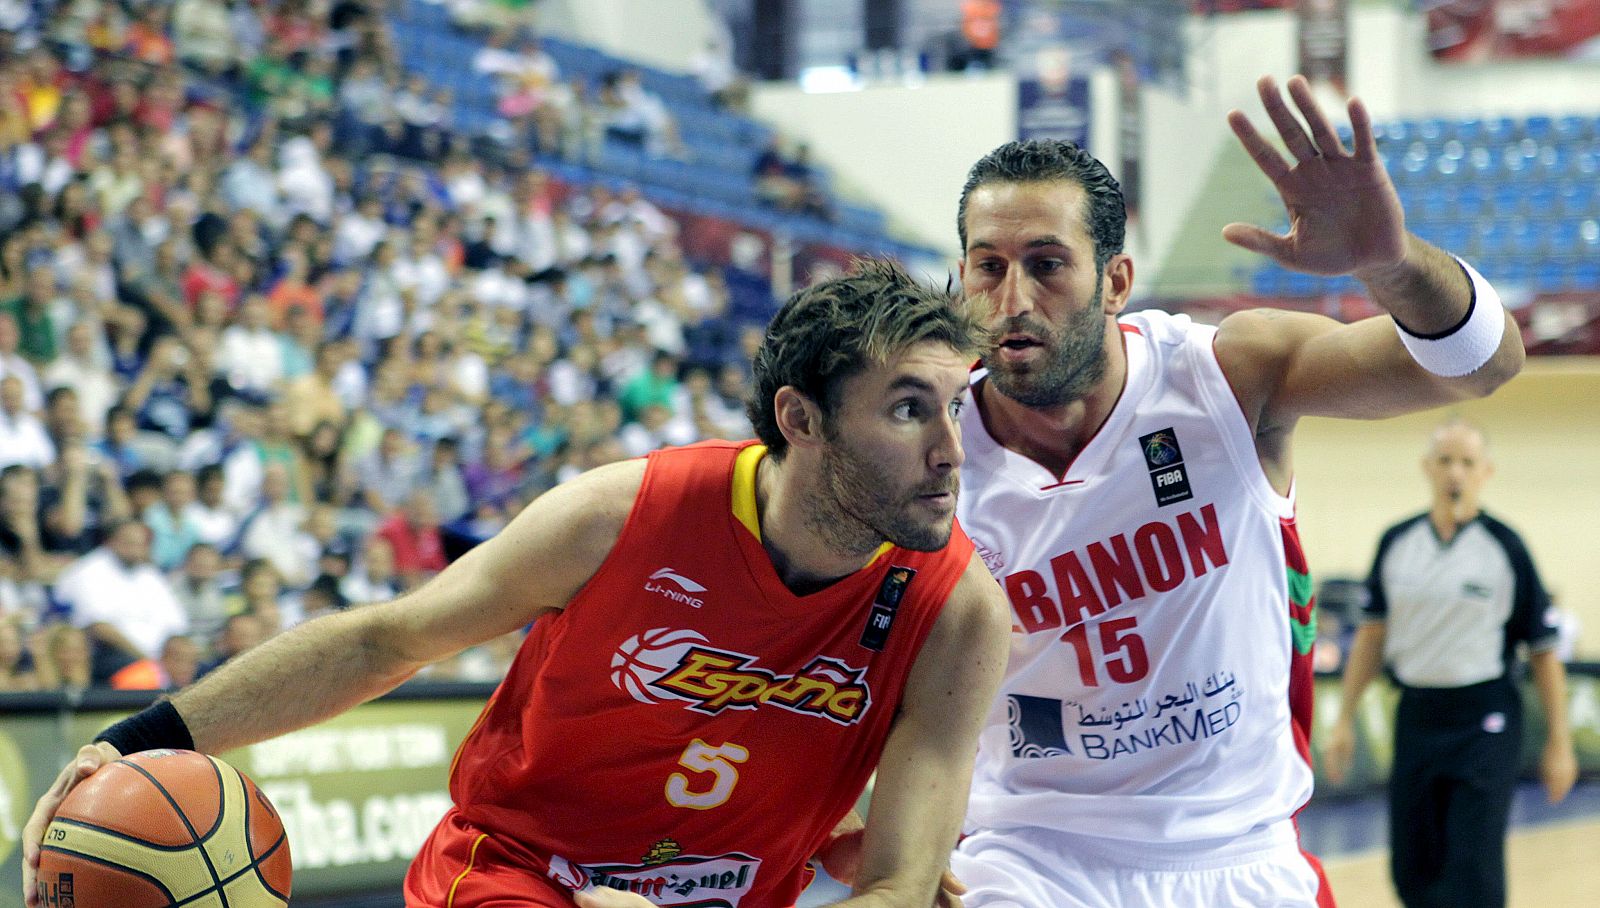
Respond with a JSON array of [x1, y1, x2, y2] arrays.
[[996, 267, 1034, 318], [929, 411, 964, 471]]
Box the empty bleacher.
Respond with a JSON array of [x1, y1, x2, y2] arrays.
[[1251, 113, 1600, 297]]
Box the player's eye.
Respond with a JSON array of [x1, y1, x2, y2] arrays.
[[948, 398, 964, 418], [892, 400, 919, 421]]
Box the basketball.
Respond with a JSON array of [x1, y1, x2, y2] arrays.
[[36, 749, 292, 908], [610, 626, 708, 703]]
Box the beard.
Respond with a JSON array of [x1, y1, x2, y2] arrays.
[[984, 278, 1109, 409], [810, 430, 958, 555]]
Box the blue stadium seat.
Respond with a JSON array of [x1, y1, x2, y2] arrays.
[[1575, 261, 1600, 289], [1557, 183, 1597, 218], [1455, 184, 1488, 217], [1490, 183, 1523, 214], [1482, 116, 1517, 144], [1534, 262, 1566, 291], [1416, 187, 1454, 222], [1554, 115, 1592, 142]]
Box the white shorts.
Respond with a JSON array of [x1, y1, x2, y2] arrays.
[[950, 822, 1323, 908]]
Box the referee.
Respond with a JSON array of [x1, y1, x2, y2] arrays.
[[1326, 419, 1577, 908]]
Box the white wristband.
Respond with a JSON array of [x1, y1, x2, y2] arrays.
[[1393, 257, 1506, 378]]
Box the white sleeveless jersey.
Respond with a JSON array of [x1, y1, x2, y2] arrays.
[[957, 309, 1318, 846]]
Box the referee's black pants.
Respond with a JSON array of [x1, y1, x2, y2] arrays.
[[1388, 677, 1522, 908]]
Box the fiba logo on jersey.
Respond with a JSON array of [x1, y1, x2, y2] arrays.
[[611, 627, 710, 703], [1141, 430, 1182, 467]]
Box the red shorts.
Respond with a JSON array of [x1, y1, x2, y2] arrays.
[[406, 809, 574, 908]]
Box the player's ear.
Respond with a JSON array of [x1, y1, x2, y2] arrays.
[[1102, 253, 1134, 316], [774, 385, 824, 452]]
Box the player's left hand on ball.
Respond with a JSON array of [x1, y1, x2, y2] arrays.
[[22, 741, 123, 907], [574, 887, 658, 908]]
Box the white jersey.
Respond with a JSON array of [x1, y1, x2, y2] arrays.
[[957, 309, 1318, 848]]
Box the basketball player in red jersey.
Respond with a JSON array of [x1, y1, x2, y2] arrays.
[[23, 259, 1012, 908]]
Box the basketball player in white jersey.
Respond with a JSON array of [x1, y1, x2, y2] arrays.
[[947, 75, 1526, 906]]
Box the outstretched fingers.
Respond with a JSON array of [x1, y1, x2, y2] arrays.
[[1286, 75, 1346, 158], [1256, 75, 1319, 163], [1229, 109, 1291, 184], [1222, 222, 1290, 262], [1347, 95, 1378, 163]]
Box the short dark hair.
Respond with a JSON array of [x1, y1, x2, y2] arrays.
[[957, 140, 1126, 271], [126, 469, 163, 495], [746, 258, 988, 460]]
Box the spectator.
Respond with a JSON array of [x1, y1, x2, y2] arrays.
[[375, 489, 445, 589], [56, 518, 188, 674], [297, 572, 347, 622], [95, 404, 147, 479], [0, 311, 43, 412], [197, 611, 265, 677], [173, 0, 236, 75], [617, 348, 679, 423], [0, 613, 37, 690], [338, 57, 392, 130], [230, 557, 290, 635], [0, 374, 54, 469], [41, 439, 125, 557], [237, 462, 313, 589], [31, 622, 92, 691], [300, 419, 347, 504], [267, 246, 324, 327], [189, 463, 238, 550], [341, 534, 399, 604], [43, 321, 117, 435], [220, 294, 286, 395], [124, 334, 215, 442], [353, 426, 418, 515], [158, 633, 201, 689], [145, 469, 205, 571], [1, 262, 59, 365], [418, 436, 470, 524], [171, 541, 229, 645], [222, 137, 283, 222]]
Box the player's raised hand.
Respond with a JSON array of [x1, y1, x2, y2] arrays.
[[1223, 74, 1408, 279], [22, 742, 122, 907]]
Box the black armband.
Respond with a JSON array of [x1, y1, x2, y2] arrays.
[[93, 700, 195, 755]]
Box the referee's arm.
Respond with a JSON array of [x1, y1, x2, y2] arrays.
[[1324, 527, 1399, 784], [1494, 517, 1577, 803], [1530, 651, 1577, 803], [1326, 621, 1385, 784]]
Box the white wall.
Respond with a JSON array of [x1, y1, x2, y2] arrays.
[[749, 73, 1017, 262], [540, 0, 718, 73]]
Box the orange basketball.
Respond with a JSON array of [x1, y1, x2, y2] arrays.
[[36, 749, 292, 908]]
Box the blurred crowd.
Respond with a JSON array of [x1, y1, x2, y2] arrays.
[[0, 0, 774, 694]]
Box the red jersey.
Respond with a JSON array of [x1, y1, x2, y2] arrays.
[[407, 441, 973, 907]]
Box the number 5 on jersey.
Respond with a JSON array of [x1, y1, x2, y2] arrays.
[[666, 739, 749, 809]]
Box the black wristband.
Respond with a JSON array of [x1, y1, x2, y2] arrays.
[[93, 700, 195, 755]]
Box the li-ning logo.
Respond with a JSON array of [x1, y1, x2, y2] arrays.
[[646, 567, 707, 607]]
